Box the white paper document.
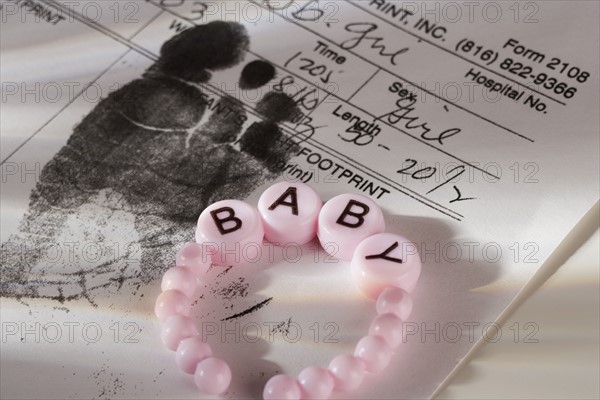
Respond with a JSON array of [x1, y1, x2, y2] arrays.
[[1, 1, 599, 398]]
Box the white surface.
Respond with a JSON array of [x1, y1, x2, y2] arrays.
[[440, 217, 599, 399]]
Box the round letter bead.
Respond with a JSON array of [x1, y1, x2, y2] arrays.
[[376, 287, 413, 321], [175, 242, 211, 278], [258, 182, 322, 245], [194, 357, 231, 395], [297, 366, 334, 400], [263, 374, 301, 400], [354, 335, 392, 373], [317, 193, 385, 260], [328, 354, 366, 392], [351, 233, 421, 299], [175, 336, 213, 374], [195, 199, 264, 267], [161, 315, 198, 351], [155, 290, 191, 322], [161, 267, 196, 298], [369, 313, 404, 348]]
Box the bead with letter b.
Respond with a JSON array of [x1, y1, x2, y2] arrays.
[[317, 193, 385, 260], [195, 199, 264, 267]]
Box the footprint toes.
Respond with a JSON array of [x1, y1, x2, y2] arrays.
[[159, 21, 249, 82], [240, 60, 276, 90], [256, 92, 301, 123]]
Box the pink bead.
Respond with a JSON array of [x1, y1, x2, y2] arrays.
[[354, 335, 392, 373], [258, 182, 322, 245], [376, 287, 413, 320], [195, 199, 264, 267], [328, 354, 365, 392], [369, 313, 404, 348], [317, 194, 385, 260], [161, 315, 198, 351], [161, 267, 196, 298], [297, 366, 334, 400], [351, 233, 421, 299], [175, 336, 213, 374], [155, 290, 191, 321], [263, 374, 301, 400], [194, 357, 231, 395], [175, 242, 211, 278]]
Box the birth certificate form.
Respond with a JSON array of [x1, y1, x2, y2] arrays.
[[1, 1, 598, 398]]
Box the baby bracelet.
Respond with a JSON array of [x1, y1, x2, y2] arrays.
[[155, 182, 421, 399]]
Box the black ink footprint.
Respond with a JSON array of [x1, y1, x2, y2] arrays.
[[0, 21, 301, 305]]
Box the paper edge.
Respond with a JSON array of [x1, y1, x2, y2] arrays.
[[431, 199, 600, 399]]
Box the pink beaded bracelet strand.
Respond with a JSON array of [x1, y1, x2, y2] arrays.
[[155, 182, 421, 399]]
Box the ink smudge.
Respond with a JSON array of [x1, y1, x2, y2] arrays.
[[90, 363, 126, 399], [213, 277, 249, 300], [221, 297, 274, 321], [270, 317, 294, 336]]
